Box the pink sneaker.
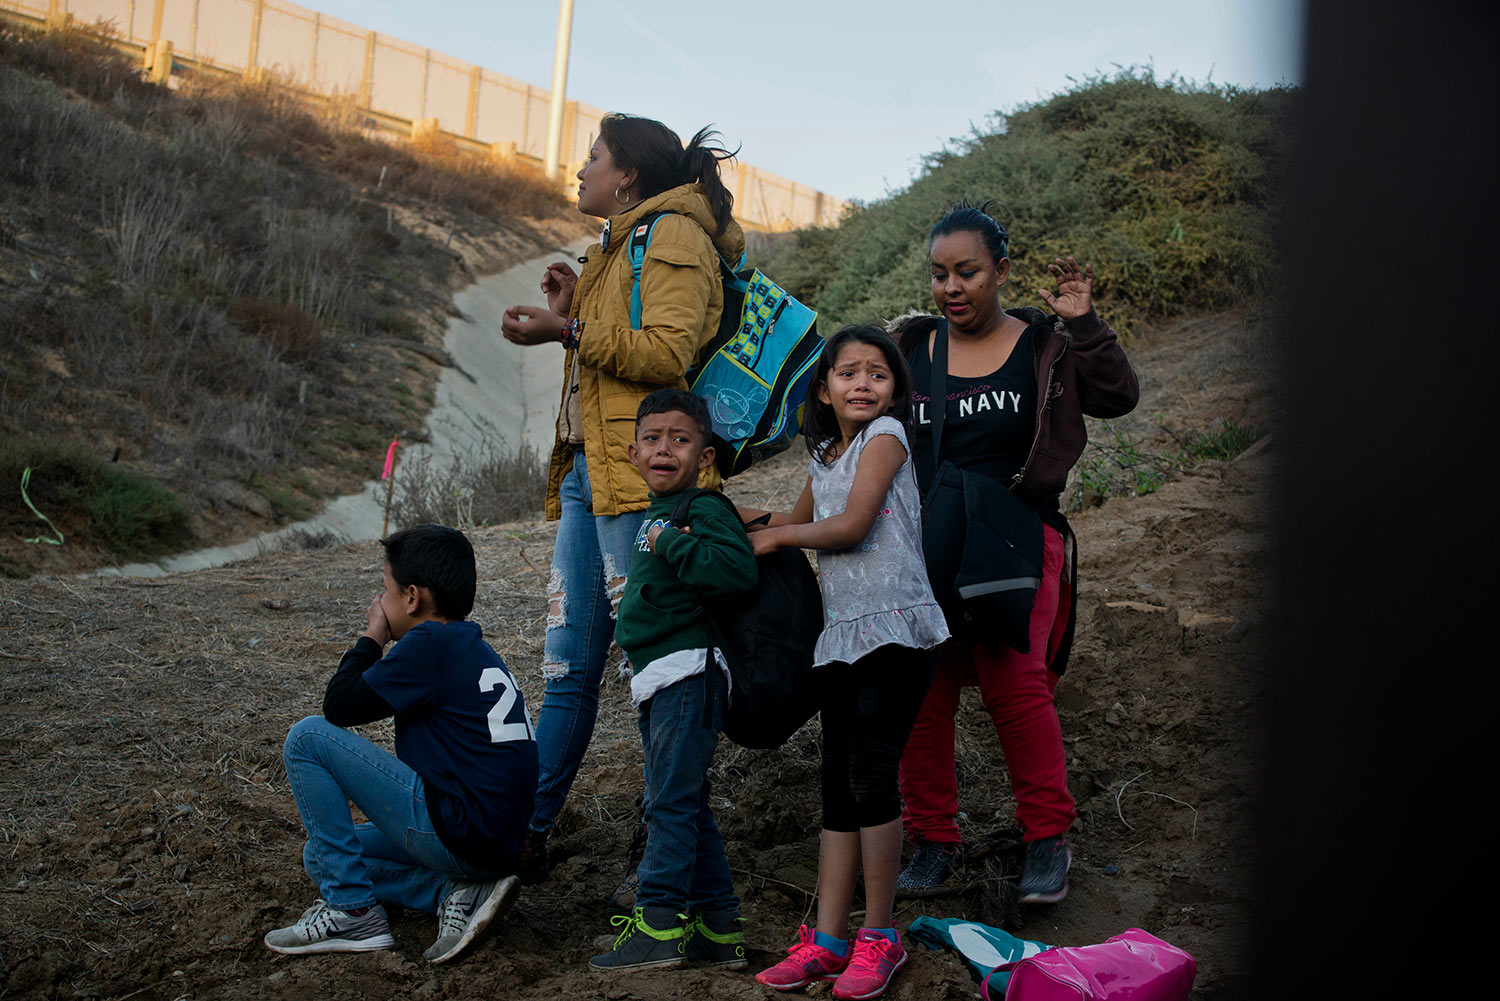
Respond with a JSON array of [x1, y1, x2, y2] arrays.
[[755, 924, 850, 990], [831, 929, 907, 1000]]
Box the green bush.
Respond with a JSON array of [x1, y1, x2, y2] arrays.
[[1187, 419, 1268, 461], [1, 436, 193, 559], [756, 70, 1294, 335], [1071, 424, 1175, 508]]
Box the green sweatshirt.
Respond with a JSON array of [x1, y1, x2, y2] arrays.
[[614, 489, 758, 672]]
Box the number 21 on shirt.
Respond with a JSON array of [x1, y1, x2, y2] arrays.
[[478, 668, 534, 743]]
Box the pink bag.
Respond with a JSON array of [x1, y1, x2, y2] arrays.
[[980, 928, 1196, 1001]]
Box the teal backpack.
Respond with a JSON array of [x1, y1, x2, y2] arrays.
[[628, 212, 822, 478]]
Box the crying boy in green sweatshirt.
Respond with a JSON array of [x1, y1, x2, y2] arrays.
[[589, 389, 756, 974]]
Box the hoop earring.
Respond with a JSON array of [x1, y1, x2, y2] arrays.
[[614, 187, 631, 205]]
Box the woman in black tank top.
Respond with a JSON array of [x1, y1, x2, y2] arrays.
[[889, 199, 1139, 906]]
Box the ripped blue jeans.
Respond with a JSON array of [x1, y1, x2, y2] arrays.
[[529, 450, 643, 836]]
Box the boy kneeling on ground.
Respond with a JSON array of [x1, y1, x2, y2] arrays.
[[265, 524, 538, 964], [590, 390, 757, 973]]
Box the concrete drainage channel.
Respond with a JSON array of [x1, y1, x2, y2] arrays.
[[103, 248, 579, 577]]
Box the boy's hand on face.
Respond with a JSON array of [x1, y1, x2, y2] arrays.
[[363, 596, 392, 647], [646, 523, 689, 553]]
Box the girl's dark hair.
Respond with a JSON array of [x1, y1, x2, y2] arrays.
[[803, 325, 915, 464], [928, 197, 1010, 265], [598, 113, 738, 235]]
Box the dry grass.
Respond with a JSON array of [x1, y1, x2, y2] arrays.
[[390, 439, 550, 531], [0, 523, 558, 995], [0, 19, 571, 572], [0, 311, 1268, 998]]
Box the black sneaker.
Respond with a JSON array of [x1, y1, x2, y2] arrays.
[[606, 819, 649, 916], [588, 906, 686, 972], [895, 839, 958, 896], [684, 910, 748, 969], [1018, 835, 1071, 903]]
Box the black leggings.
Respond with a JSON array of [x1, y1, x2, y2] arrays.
[[819, 644, 939, 833]]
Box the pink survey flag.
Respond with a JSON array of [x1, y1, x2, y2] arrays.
[[381, 438, 398, 480]]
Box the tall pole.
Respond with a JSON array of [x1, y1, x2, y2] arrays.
[[543, 0, 575, 181]]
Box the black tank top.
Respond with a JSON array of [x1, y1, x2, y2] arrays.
[[910, 325, 1039, 496]]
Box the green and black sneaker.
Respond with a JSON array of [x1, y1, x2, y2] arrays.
[[588, 906, 686, 972], [684, 910, 748, 969]]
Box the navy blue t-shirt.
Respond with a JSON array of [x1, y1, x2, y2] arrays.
[[362, 620, 538, 871]]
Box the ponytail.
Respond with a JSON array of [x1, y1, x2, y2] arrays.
[[679, 127, 738, 236]]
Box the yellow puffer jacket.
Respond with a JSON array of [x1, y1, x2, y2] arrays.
[[545, 183, 746, 519]]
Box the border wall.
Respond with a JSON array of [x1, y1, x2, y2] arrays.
[[1, 0, 846, 231]]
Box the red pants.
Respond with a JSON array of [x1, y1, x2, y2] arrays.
[[898, 524, 1077, 844]]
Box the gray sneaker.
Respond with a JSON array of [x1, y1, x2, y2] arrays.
[[264, 900, 395, 955], [424, 875, 520, 964]]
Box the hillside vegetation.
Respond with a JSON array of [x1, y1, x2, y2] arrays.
[[0, 21, 574, 575], [759, 71, 1294, 335]]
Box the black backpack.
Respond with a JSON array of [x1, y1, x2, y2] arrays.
[[670, 488, 823, 749]]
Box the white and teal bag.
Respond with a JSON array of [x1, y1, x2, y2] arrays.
[[906, 915, 1051, 996]]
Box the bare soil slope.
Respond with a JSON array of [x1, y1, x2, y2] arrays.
[[0, 311, 1269, 1000]]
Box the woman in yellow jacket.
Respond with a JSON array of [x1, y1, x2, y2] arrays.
[[501, 113, 744, 877]]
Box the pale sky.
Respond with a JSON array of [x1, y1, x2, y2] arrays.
[[304, 0, 1304, 204]]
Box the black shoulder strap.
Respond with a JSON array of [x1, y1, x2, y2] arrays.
[[929, 318, 950, 463], [670, 486, 702, 527], [669, 486, 739, 732], [671, 485, 739, 527], [627, 210, 671, 263]]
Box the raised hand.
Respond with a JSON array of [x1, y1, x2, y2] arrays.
[[363, 596, 392, 648], [541, 261, 578, 316], [502, 304, 566, 346], [1038, 256, 1094, 320]]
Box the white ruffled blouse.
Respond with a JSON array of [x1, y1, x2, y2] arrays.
[[809, 416, 950, 667]]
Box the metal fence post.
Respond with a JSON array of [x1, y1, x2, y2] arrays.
[[420, 48, 431, 120], [466, 66, 480, 139], [562, 99, 577, 167], [523, 84, 533, 156], [360, 31, 375, 108], [310, 12, 321, 90], [248, 0, 264, 72]]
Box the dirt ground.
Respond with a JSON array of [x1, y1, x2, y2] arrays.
[[0, 310, 1271, 1000]]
